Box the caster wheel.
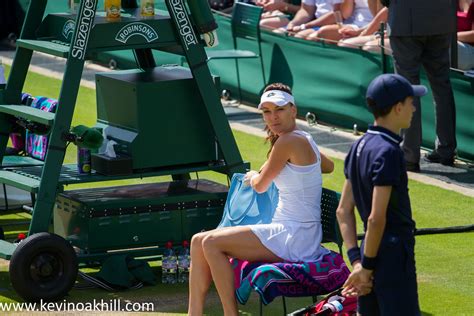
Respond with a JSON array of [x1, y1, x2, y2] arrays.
[[221, 89, 231, 101], [108, 59, 118, 70], [7, 33, 17, 45], [9, 232, 78, 302]]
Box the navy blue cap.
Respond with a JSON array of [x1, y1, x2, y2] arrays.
[[366, 74, 428, 110]]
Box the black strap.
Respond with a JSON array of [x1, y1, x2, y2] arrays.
[[48, 145, 66, 152], [189, 60, 207, 71], [76, 271, 144, 291]]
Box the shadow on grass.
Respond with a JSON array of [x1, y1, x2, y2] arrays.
[[0, 266, 191, 313], [0, 263, 315, 315]]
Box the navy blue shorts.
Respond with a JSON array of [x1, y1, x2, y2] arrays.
[[358, 233, 420, 316]]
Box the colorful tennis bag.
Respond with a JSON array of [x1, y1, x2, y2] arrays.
[[25, 96, 58, 160]]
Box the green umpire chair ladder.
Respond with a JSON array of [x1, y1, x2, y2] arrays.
[[0, 0, 248, 302]]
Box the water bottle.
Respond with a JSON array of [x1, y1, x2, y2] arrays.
[[161, 241, 177, 284], [140, 0, 155, 18], [318, 297, 343, 315], [105, 0, 121, 21], [69, 0, 80, 13], [177, 240, 190, 283]]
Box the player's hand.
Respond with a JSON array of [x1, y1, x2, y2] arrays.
[[244, 170, 259, 186], [342, 262, 374, 297]]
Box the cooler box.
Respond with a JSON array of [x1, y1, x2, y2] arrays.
[[54, 180, 227, 252]]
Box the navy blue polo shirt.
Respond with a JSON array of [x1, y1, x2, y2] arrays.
[[344, 125, 415, 236]]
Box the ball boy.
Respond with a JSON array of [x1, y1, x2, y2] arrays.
[[336, 74, 427, 315]]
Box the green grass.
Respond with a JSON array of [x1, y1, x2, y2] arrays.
[[1, 65, 474, 315]]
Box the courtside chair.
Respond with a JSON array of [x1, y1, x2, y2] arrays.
[[258, 188, 344, 315], [206, 2, 266, 102], [320, 188, 344, 255]]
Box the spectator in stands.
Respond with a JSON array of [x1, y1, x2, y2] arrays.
[[337, 7, 389, 53], [340, 1, 473, 71], [260, 0, 342, 34], [457, 0, 474, 70], [255, 0, 301, 23], [368, 0, 457, 171], [301, 0, 373, 43], [188, 83, 335, 316]]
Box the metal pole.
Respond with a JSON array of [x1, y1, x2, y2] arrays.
[[380, 22, 387, 74]]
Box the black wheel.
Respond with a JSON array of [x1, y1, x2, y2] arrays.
[[7, 33, 18, 45], [9, 232, 78, 302], [108, 59, 118, 70], [221, 89, 231, 101]]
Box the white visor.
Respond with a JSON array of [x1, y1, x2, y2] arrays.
[[258, 90, 295, 109]]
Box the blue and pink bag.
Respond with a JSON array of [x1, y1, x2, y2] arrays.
[[25, 96, 58, 160]]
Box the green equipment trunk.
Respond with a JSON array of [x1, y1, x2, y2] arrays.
[[54, 179, 227, 253]]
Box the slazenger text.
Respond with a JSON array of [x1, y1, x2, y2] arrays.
[[170, 0, 197, 49], [71, 0, 96, 59]]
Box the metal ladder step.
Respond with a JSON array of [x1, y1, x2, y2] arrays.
[[0, 239, 17, 260], [0, 104, 55, 126], [16, 39, 70, 58], [0, 170, 41, 193]]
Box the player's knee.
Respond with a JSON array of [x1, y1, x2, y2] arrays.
[[191, 231, 207, 251], [201, 233, 220, 255]]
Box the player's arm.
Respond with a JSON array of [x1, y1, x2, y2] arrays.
[[340, 185, 391, 297], [246, 135, 292, 193], [363, 185, 390, 259], [338, 180, 373, 297], [336, 180, 358, 256]]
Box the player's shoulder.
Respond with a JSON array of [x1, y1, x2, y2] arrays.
[[277, 131, 307, 145]]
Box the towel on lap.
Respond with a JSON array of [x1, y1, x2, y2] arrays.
[[232, 250, 350, 305]]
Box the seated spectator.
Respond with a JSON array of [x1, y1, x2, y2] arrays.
[[260, 0, 342, 34], [301, 0, 373, 43], [457, 0, 474, 70], [340, 1, 473, 71], [337, 7, 389, 53], [258, 0, 302, 29]]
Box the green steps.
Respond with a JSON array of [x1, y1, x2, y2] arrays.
[[0, 170, 41, 193], [0, 240, 17, 260], [16, 39, 70, 58], [0, 105, 55, 126]]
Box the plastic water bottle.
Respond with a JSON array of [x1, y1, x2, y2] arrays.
[[140, 0, 155, 18], [318, 297, 344, 315], [177, 240, 190, 283], [162, 241, 177, 284], [69, 0, 80, 13]]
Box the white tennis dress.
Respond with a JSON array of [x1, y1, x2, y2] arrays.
[[251, 130, 330, 262]]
